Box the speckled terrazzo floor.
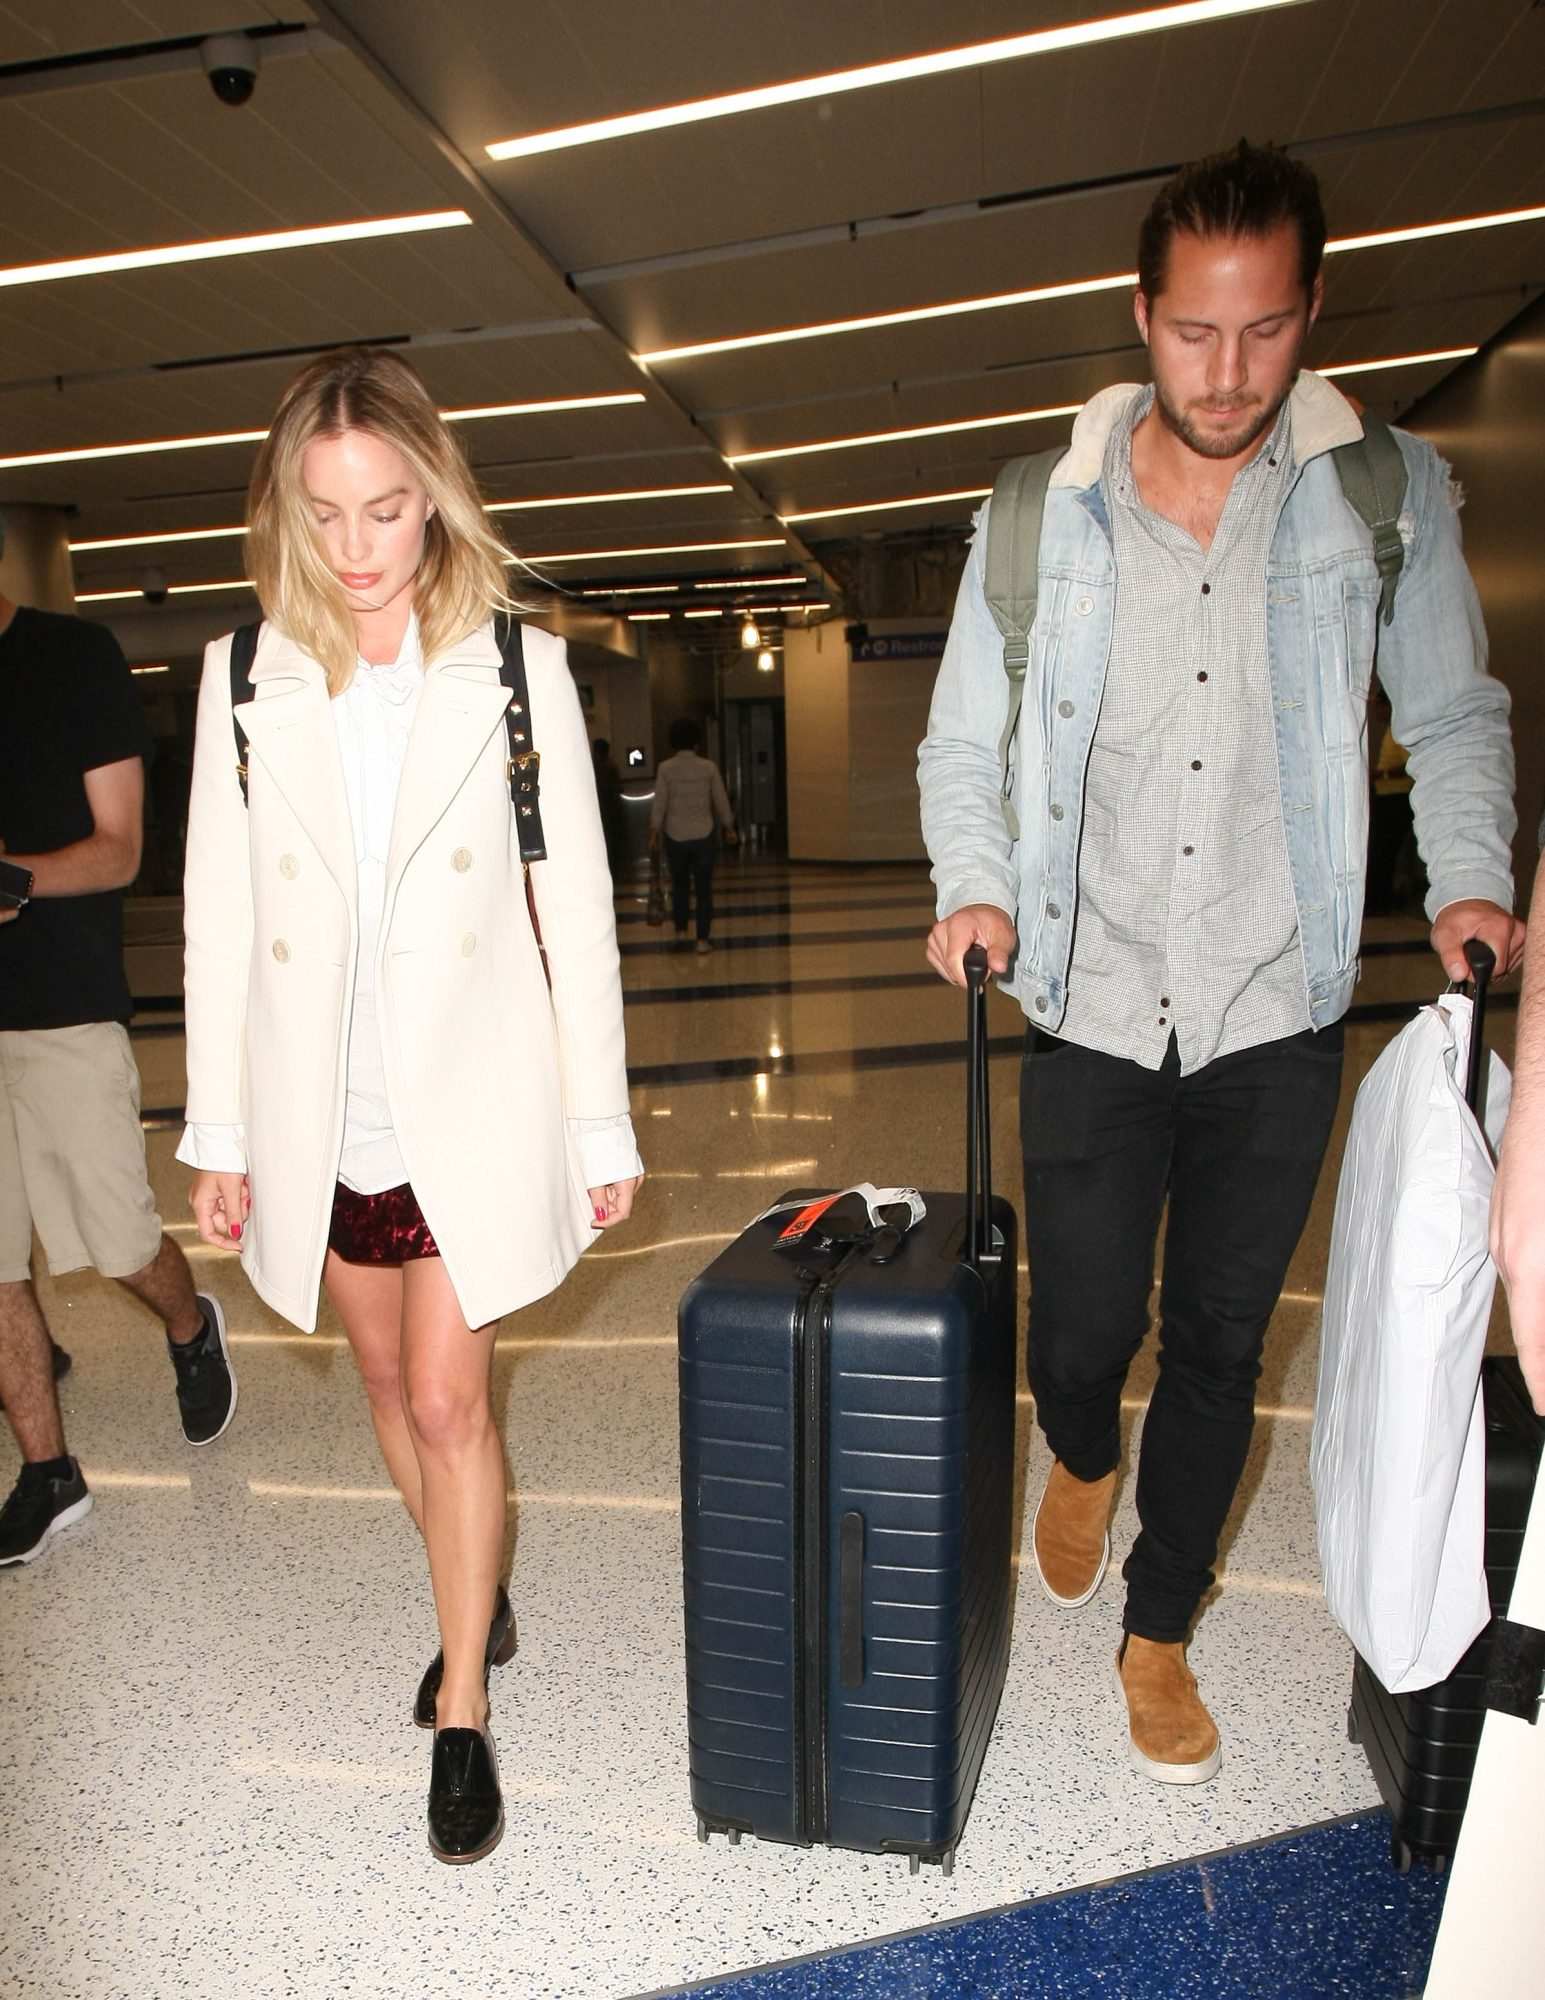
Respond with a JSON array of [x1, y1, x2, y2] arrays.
[[2, 864, 1505, 1999]]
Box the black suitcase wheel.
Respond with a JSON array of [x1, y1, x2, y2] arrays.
[[727, 1828, 741, 1845], [1390, 1834, 1413, 1875], [696, 1816, 709, 1844], [1346, 1705, 1360, 1745]]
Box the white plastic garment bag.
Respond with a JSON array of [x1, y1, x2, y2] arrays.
[[1312, 991, 1511, 1694]]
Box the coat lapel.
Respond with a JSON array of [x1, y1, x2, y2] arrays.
[[235, 627, 356, 903], [385, 624, 511, 891]]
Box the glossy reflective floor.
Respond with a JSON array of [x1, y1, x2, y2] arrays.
[[3, 857, 1508, 1999]]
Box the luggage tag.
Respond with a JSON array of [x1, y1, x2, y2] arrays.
[[758, 1184, 926, 1263]]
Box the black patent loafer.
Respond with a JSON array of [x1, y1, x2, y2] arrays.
[[413, 1585, 516, 1727], [428, 1726, 504, 1864]]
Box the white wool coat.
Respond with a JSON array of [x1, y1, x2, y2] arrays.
[[182, 618, 631, 1331]]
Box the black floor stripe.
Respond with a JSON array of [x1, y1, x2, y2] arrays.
[[615, 893, 930, 925], [143, 982, 1500, 1122]]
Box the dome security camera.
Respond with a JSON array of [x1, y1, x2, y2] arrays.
[[140, 567, 168, 606], [200, 33, 259, 107]]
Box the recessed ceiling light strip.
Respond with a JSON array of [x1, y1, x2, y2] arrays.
[[486, 482, 732, 511], [485, 1, 1308, 160], [3, 392, 647, 472], [640, 204, 1545, 367], [1320, 345, 1478, 377], [727, 403, 1082, 464], [533, 538, 786, 565], [0, 211, 471, 291], [77, 579, 254, 602], [782, 487, 991, 525]]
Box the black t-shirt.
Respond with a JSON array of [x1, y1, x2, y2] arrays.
[[0, 605, 153, 1030]]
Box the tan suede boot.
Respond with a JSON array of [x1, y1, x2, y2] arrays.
[[1116, 1635, 1221, 1784], [1031, 1460, 1117, 1607]]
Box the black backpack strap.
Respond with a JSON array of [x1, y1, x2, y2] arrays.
[[494, 615, 546, 863], [229, 622, 261, 806]]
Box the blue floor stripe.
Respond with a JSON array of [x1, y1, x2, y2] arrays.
[[638, 1814, 1444, 2000]]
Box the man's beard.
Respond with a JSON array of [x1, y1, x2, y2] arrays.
[[1152, 378, 1292, 461]]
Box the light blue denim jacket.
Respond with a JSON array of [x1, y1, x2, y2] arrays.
[[918, 372, 1516, 1031]]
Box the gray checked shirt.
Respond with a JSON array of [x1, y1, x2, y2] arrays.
[[1056, 389, 1309, 1074]]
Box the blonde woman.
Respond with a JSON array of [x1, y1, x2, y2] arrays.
[[178, 348, 641, 1863]]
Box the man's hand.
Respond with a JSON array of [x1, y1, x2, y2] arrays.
[[1430, 899, 1526, 982], [190, 1170, 250, 1250], [1493, 1120, 1545, 1416], [926, 904, 1017, 988], [589, 1177, 641, 1230]]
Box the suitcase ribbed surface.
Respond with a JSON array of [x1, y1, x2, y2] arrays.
[[679, 1191, 1016, 1864], [1351, 1355, 1544, 1865]]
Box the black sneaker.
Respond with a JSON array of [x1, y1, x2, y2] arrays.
[[168, 1294, 237, 1446], [0, 1458, 93, 1567]]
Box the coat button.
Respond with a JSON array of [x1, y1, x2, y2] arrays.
[[1057, 700, 1075, 718], [460, 933, 478, 957], [1076, 596, 1094, 615], [1049, 804, 1065, 822], [278, 854, 299, 879], [1034, 996, 1049, 1013], [1047, 903, 1061, 919], [451, 848, 473, 872], [271, 939, 291, 963]]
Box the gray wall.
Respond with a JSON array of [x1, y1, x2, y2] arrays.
[[1403, 294, 1545, 897]]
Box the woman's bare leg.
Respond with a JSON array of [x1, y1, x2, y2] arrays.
[[323, 1251, 424, 1532], [399, 1257, 503, 1733]]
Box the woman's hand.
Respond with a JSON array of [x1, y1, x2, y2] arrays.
[[589, 1177, 641, 1230], [191, 1169, 250, 1249]]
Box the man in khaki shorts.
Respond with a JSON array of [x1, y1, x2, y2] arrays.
[[0, 552, 236, 1567]]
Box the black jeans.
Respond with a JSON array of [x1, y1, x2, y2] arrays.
[[665, 833, 717, 940], [1020, 1021, 1343, 1642]]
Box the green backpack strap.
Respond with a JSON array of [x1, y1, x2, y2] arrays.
[[981, 446, 1061, 838], [1331, 414, 1408, 627]]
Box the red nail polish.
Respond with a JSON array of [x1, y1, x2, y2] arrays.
[[594, 1206, 606, 1223], [230, 1222, 242, 1241]]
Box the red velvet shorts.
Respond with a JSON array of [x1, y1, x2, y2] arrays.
[[327, 1181, 441, 1265]]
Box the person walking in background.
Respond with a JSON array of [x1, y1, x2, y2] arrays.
[[1493, 813, 1545, 1415], [649, 717, 737, 955], [178, 347, 642, 1863], [919, 141, 1522, 1787], [0, 549, 236, 1570]]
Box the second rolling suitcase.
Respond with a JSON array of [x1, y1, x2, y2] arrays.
[[677, 948, 1017, 1874]]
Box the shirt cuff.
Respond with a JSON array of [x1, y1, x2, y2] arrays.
[[572, 1114, 644, 1189], [176, 1122, 248, 1173]]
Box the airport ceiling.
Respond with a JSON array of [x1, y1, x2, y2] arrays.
[[2, 0, 1542, 635]]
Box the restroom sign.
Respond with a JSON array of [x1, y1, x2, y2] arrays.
[[851, 632, 946, 662]]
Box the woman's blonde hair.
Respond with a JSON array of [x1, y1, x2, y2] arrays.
[[246, 346, 514, 692]]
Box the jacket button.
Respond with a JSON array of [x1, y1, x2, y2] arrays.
[[1047, 903, 1061, 919], [1034, 996, 1049, 1013], [271, 939, 291, 963], [460, 933, 478, 957], [451, 848, 473, 872], [1076, 596, 1094, 615], [278, 854, 299, 879], [1049, 804, 1064, 822], [1058, 700, 1074, 718]]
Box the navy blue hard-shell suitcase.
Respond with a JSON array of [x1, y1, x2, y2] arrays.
[[677, 949, 1017, 1875]]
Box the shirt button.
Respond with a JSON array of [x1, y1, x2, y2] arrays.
[[1047, 903, 1061, 919], [1201, 582, 1212, 596], [1197, 672, 1209, 683], [1049, 804, 1065, 822], [1076, 595, 1094, 615], [1182, 845, 1195, 857], [1057, 700, 1075, 719], [1161, 996, 1170, 1007], [461, 933, 478, 957], [1190, 760, 1202, 771], [271, 939, 291, 963], [451, 848, 473, 872], [278, 854, 299, 879]]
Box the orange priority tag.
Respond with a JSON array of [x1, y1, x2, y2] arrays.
[[775, 1195, 843, 1247]]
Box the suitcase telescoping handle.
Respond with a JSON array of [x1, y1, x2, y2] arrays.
[[1461, 937, 1496, 1116], [963, 944, 995, 1266]]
